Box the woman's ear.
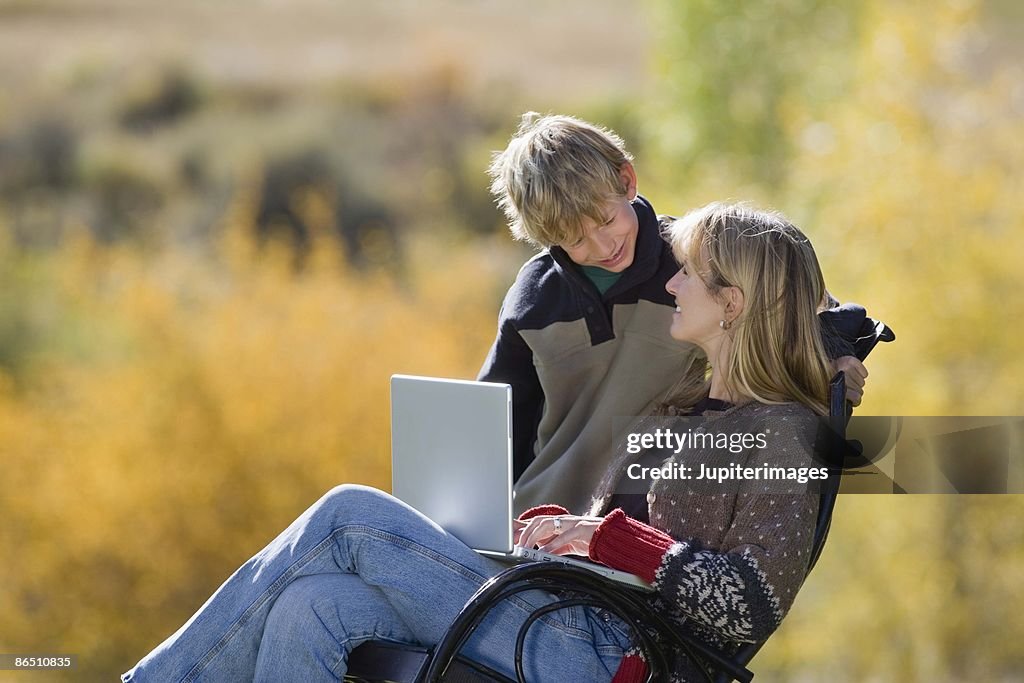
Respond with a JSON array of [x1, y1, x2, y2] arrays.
[[723, 286, 745, 323]]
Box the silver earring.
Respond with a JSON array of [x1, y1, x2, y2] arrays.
[[720, 319, 732, 330]]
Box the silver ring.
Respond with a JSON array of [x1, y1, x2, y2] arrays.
[[552, 517, 563, 532]]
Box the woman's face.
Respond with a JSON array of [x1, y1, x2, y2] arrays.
[[665, 254, 727, 350]]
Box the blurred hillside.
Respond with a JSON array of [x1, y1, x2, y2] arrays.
[[1, 1, 1023, 681], [0, 0, 649, 101]]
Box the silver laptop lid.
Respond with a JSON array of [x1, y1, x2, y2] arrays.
[[390, 375, 513, 554]]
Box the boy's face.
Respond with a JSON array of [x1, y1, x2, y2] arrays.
[[558, 164, 639, 273]]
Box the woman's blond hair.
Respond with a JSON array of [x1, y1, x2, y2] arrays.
[[661, 202, 833, 416], [488, 112, 633, 248]]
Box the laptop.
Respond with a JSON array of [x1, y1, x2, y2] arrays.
[[390, 374, 652, 591]]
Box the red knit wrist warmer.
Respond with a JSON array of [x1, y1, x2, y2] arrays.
[[589, 508, 676, 584], [517, 504, 570, 522], [611, 653, 648, 683]]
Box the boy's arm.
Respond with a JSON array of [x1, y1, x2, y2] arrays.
[[817, 294, 859, 359], [478, 315, 544, 482]]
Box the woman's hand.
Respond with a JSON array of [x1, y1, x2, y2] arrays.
[[516, 515, 604, 557]]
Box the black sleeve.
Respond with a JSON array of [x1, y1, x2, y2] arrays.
[[817, 295, 866, 359], [477, 313, 544, 482]]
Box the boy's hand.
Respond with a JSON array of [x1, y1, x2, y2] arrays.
[[517, 515, 603, 557], [832, 356, 868, 406]]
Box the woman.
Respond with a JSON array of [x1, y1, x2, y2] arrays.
[[123, 202, 837, 683]]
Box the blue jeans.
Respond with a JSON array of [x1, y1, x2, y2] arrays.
[[122, 485, 630, 682]]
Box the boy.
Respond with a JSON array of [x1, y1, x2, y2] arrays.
[[479, 113, 866, 514]]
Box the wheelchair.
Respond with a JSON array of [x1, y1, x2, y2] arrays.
[[345, 319, 894, 683]]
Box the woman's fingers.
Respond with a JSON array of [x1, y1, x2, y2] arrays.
[[538, 532, 587, 555], [519, 515, 576, 550], [518, 515, 603, 553], [512, 518, 527, 545], [518, 516, 557, 550], [537, 518, 601, 555]]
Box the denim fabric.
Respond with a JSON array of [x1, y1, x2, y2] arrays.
[[122, 485, 630, 682]]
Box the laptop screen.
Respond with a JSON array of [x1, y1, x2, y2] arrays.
[[390, 375, 514, 553]]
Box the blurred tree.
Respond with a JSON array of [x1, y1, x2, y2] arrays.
[[780, 0, 1024, 415], [646, 0, 863, 188], [119, 67, 203, 134], [253, 149, 401, 270]]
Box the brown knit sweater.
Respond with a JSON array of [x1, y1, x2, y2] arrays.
[[521, 401, 822, 683]]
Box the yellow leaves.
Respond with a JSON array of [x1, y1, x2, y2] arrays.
[[768, 2, 1024, 418], [0, 231, 506, 677]]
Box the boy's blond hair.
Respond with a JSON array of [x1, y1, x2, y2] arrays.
[[488, 112, 634, 248]]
